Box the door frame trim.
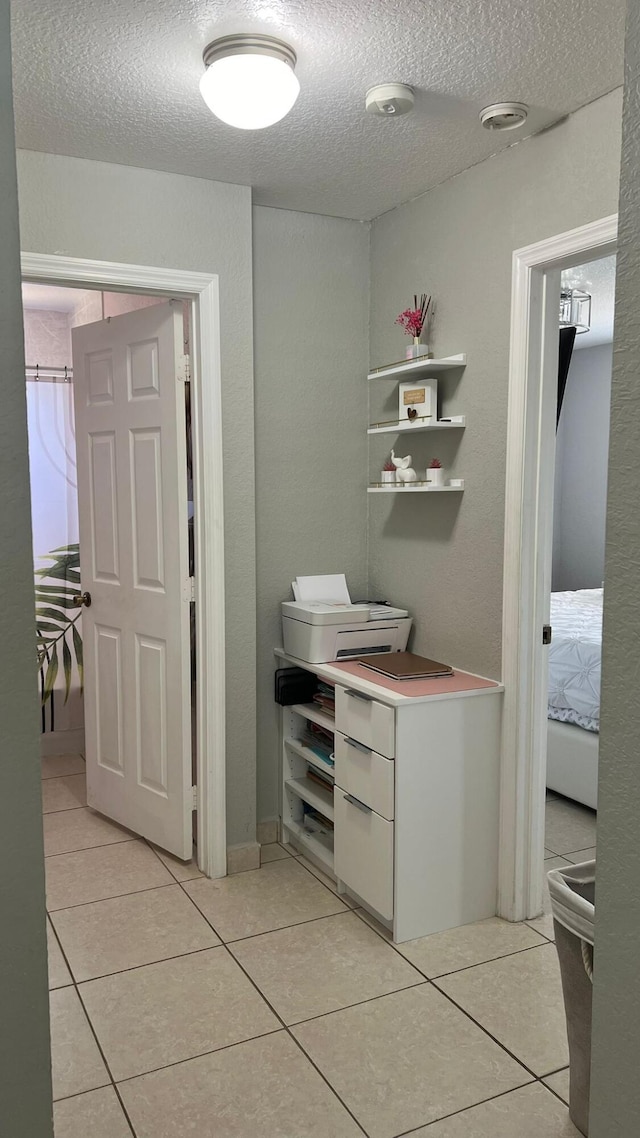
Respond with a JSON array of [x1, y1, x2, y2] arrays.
[[21, 252, 227, 878], [499, 214, 617, 921]]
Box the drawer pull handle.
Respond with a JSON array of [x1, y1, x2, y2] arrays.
[[345, 688, 373, 703], [344, 793, 372, 814], [344, 737, 372, 755]]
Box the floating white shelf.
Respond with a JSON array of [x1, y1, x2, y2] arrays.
[[284, 737, 335, 778], [368, 353, 466, 381], [368, 481, 465, 494], [368, 416, 465, 436], [285, 775, 334, 820], [290, 702, 335, 733], [283, 820, 334, 871]]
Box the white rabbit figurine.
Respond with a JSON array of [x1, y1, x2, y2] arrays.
[[391, 450, 418, 483]]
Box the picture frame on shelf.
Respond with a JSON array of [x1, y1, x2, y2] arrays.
[[398, 378, 437, 426]]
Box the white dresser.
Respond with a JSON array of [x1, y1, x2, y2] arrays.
[[278, 651, 504, 944]]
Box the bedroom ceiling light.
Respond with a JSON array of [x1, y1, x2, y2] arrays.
[[479, 102, 528, 131], [200, 34, 300, 130], [559, 273, 592, 334]]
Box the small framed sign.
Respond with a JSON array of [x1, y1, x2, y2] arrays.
[[398, 378, 437, 425]]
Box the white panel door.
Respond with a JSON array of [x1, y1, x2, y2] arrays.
[[72, 302, 192, 859]]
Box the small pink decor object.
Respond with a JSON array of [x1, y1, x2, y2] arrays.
[[395, 293, 432, 358], [381, 456, 397, 483], [427, 457, 444, 487]]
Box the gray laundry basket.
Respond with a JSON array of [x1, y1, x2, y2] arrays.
[[548, 860, 595, 1137]]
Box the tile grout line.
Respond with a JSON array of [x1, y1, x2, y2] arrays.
[[47, 801, 567, 1134], [391, 1078, 540, 1137], [51, 881, 550, 1136], [409, 938, 554, 983], [47, 879, 179, 916], [48, 920, 138, 1138], [45, 836, 137, 858], [430, 976, 542, 1082], [172, 875, 370, 1136], [42, 803, 89, 815]]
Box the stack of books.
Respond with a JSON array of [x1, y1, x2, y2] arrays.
[[312, 681, 335, 717], [301, 720, 334, 766]]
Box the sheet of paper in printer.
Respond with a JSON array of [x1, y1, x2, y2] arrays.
[[292, 574, 352, 604]]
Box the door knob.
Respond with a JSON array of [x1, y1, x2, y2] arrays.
[[73, 591, 92, 608]]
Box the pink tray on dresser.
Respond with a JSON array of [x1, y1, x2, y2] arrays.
[[331, 660, 499, 698]]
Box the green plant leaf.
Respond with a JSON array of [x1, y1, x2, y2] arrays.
[[36, 606, 73, 624], [35, 619, 64, 634], [50, 544, 79, 555], [36, 564, 81, 584], [62, 638, 72, 704], [72, 624, 84, 694], [43, 643, 59, 705], [35, 588, 81, 608]]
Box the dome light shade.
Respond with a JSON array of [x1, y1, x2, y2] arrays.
[[200, 34, 300, 130]]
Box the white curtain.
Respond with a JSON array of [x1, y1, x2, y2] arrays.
[[27, 378, 83, 734]]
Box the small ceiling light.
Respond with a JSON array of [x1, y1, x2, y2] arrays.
[[479, 102, 528, 131], [365, 83, 415, 118], [200, 34, 300, 130]]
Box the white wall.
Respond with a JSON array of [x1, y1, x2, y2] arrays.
[[552, 343, 613, 591], [253, 205, 369, 824], [0, 5, 53, 1130], [16, 150, 256, 848], [368, 88, 622, 679]]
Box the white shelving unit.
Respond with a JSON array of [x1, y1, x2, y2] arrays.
[[368, 353, 466, 493], [277, 654, 504, 942], [290, 702, 335, 733], [283, 820, 334, 871], [282, 704, 336, 872], [284, 736, 335, 778], [285, 775, 334, 820], [368, 416, 465, 437], [368, 482, 464, 494], [368, 353, 466, 381]]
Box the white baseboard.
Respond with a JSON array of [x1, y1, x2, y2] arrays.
[[256, 819, 279, 845], [41, 728, 85, 757], [226, 842, 261, 875]]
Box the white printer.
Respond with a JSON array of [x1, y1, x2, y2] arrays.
[[282, 575, 412, 664]]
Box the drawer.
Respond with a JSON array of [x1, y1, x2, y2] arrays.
[[335, 686, 395, 758], [334, 788, 394, 920], [334, 732, 394, 820]]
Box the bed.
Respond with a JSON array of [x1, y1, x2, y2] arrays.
[[546, 588, 602, 810]]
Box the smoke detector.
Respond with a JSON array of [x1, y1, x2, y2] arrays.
[[479, 102, 528, 131], [365, 83, 414, 118]]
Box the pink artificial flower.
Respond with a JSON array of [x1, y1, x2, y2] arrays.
[[395, 295, 431, 338]]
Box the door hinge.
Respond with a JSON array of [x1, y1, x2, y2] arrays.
[[177, 353, 190, 383], [192, 785, 197, 810], [183, 577, 196, 602], [542, 624, 552, 645]]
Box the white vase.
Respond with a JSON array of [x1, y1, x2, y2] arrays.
[[381, 470, 397, 484], [427, 467, 444, 487], [405, 339, 429, 360]]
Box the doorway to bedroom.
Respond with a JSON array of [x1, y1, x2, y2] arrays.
[[540, 254, 615, 927], [500, 214, 617, 927]]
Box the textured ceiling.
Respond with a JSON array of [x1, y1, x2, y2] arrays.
[[11, 0, 626, 220]]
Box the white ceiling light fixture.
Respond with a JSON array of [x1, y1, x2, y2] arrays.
[[200, 34, 300, 130], [479, 101, 529, 131], [365, 83, 415, 118]]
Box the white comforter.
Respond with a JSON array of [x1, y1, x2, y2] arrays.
[[548, 589, 603, 732]]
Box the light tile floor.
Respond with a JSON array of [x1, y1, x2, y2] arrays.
[[44, 756, 594, 1138]]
